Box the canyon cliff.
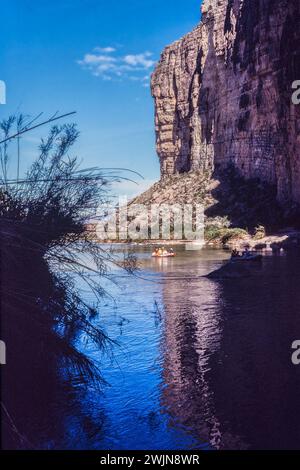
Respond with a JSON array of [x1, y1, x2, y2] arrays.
[[151, 0, 300, 205]]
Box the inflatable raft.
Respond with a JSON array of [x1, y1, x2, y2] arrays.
[[152, 253, 176, 258]]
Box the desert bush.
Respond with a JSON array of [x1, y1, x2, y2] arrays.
[[254, 224, 266, 240], [205, 225, 248, 244], [0, 115, 136, 385]]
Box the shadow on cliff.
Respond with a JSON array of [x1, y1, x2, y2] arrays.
[[205, 165, 290, 232], [198, 2, 300, 232]]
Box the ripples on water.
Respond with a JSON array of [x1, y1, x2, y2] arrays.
[[34, 247, 300, 449]]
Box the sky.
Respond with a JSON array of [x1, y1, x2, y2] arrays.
[[0, 0, 202, 195]]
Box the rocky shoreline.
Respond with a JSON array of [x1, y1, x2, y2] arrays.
[[94, 228, 300, 253], [219, 229, 300, 253]]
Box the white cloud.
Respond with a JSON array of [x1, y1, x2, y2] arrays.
[[123, 52, 155, 69], [78, 54, 116, 65], [94, 46, 116, 53], [77, 46, 156, 86]]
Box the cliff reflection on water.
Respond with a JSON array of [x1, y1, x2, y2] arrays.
[[6, 246, 300, 450], [99, 246, 300, 450], [156, 248, 300, 450]]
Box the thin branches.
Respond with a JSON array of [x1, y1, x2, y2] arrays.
[[0, 113, 137, 387], [0, 111, 76, 145]]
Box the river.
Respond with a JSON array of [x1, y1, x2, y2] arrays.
[[33, 246, 300, 450]]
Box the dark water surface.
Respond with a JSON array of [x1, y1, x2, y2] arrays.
[[33, 247, 300, 449]]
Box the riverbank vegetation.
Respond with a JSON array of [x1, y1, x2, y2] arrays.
[[0, 114, 136, 448]]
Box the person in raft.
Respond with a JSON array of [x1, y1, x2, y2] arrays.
[[152, 247, 171, 256], [242, 247, 251, 257], [231, 249, 240, 258], [151, 247, 162, 256]]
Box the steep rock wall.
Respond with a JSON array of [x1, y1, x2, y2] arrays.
[[151, 0, 300, 204]]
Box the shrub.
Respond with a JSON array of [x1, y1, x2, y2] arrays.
[[254, 224, 266, 240], [205, 225, 248, 244], [0, 115, 136, 385]]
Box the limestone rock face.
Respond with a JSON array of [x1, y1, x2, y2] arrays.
[[151, 0, 300, 204]]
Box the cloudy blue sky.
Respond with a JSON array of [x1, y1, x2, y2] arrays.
[[0, 0, 201, 194]]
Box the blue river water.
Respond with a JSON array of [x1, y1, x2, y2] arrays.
[[38, 245, 300, 450]]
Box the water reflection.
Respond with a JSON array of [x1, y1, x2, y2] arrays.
[[154, 249, 300, 450], [3, 246, 300, 450], [161, 276, 223, 449], [210, 253, 300, 450]]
